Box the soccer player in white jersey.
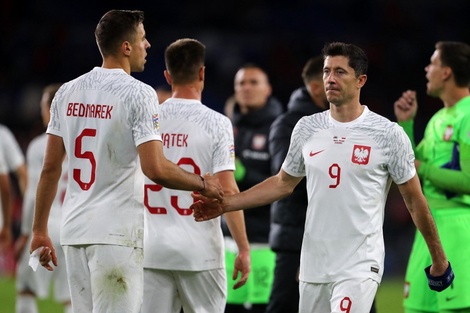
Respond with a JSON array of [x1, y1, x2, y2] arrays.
[[142, 38, 250, 313], [191, 42, 453, 313], [0, 148, 12, 249], [0, 124, 27, 195], [29, 10, 223, 313], [15, 83, 72, 313]]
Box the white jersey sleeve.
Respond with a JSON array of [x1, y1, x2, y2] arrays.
[[143, 98, 235, 271], [47, 67, 161, 248], [0, 147, 7, 174], [0, 124, 25, 172], [0, 149, 7, 226]]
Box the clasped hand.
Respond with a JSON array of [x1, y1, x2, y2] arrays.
[[190, 192, 225, 221]]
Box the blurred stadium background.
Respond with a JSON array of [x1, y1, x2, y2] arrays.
[[0, 0, 468, 311]]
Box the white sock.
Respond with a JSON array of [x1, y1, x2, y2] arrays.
[[16, 295, 38, 313]]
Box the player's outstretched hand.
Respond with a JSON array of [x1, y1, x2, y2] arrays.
[[30, 233, 57, 271], [190, 193, 224, 221], [424, 262, 454, 292], [199, 173, 224, 202]]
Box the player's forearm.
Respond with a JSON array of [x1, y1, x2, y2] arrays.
[[152, 158, 204, 191], [224, 211, 250, 253], [32, 171, 59, 234], [224, 173, 293, 213], [420, 163, 470, 194], [408, 197, 448, 266], [0, 174, 12, 229], [419, 142, 470, 195]]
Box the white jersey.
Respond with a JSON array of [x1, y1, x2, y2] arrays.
[[21, 133, 67, 238], [282, 106, 415, 284], [143, 98, 235, 271], [0, 148, 7, 226], [0, 148, 6, 174], [47, 67, 161, 248], [0, 123, 25, 172]]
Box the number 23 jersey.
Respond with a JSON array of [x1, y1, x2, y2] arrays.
[[282, 106, 416, 283], [143, 98, 235, 271]]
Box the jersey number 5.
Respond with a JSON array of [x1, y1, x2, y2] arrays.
[[73, 128, 97, 191], [144, 157, 201, 216]]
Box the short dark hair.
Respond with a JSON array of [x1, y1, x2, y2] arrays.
[[235, 63, 270, 83], [301, 56, 324, 84], [436, 41, 470, 88], [322, 42, 368, 77], [165, 38, 206, 85], [95, 10, 144, 57]]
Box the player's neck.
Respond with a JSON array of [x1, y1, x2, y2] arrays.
[[440, 86, 470, 108], [330, 102, 364, 122], [171, 84, 202, 101], [101, 58, 130, 74]]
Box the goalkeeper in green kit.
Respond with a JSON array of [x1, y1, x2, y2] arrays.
[[394, 41, 470, 313]]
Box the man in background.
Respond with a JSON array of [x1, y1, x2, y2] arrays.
[[223, 64, 283, 313]]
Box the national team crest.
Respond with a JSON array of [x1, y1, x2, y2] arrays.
[[352, 145, 371, 165], [252, 134, 266, 150], [443, 125, 453, 141]]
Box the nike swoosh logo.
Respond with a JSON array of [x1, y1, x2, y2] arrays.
[[446, 296, 457, 301], [309, 150, 325, 157]]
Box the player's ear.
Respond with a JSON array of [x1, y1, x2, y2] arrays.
[[164, 70, 172, 85], [357, 74, 367, 89], [199, 66, 205, 82], [122, 41, 132, 56]]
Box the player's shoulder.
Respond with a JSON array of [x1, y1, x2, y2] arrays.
[[296, 109, 329, 128], [0, 124, 12, 136], [363, 107, 400, 130]]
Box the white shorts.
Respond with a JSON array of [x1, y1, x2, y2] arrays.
[[63, 245, 143, 313], [299, 278, 378, 313], [142, 268, 226, 313], [16, 235, 70, 302]]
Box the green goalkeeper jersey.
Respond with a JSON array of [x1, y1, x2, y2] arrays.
[[399, 95, 470, 209]]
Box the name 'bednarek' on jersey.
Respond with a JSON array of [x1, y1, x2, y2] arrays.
[[47, 67, 161, 248]]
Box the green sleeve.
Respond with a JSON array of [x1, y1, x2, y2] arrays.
[[418, 142, 470, 194], [398, 120, 416, 151]]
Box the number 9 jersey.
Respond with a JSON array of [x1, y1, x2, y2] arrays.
[[282, 106, 416, 285]]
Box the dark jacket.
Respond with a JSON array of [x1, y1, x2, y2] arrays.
[[268, 87, 326, 252], [222, 96, 284, 243]]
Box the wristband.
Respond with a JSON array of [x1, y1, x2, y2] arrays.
[[424, 262, 454, 292], [198, 175, 205, 192]]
